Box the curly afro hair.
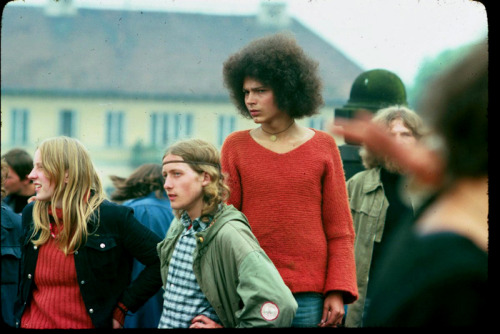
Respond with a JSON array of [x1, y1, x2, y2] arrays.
[[223, 32, 324, 119]]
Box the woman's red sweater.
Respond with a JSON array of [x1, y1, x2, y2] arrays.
[[20, 209, 127, 328], [20, 237, 94, 329], [221, 129, 358, 303]]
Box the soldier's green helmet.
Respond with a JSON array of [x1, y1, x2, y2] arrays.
[[335, 69, 408, 119]]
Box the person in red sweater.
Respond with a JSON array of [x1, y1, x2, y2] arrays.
[[14, 136, 162, 329], [221, 33, 358, 328]]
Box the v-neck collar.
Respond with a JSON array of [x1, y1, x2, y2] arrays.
[[247, 128, 318, 156]]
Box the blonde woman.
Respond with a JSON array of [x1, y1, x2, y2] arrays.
[[15, 136, 162, 329], [157, 139, 297, 328]]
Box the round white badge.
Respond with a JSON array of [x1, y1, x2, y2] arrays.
[[260, 302, 279, 321]]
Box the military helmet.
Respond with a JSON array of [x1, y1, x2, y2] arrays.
[[335, 69, 408, 119]]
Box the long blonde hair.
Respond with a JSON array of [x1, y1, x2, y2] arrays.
[[163, 139, 230, 219], [31, 137, 106, 254]]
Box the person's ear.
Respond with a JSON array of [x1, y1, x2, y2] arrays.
[[201, 172, 211, 186], [64, 171, 69, 184]]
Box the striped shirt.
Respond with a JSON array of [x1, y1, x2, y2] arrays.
[[157, 211, 220, 328]]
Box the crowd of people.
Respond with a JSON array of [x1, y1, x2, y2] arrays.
[[1, 33, 488, 328]]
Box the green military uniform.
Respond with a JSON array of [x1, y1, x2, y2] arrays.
[[345, 167, 388, 327]]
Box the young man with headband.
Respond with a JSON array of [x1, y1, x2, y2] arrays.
[[157, 139, 297, 328]]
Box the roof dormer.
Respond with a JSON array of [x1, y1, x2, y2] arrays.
[[44, 0, 77, 17], [257, 2, 290, 28]]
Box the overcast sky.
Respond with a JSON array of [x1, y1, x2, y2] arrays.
[[7, 0, 488, 87]]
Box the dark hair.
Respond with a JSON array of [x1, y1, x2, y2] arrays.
[[417, 40, 487, 184], [110, 163, 165, 202], [1, 159, 8, 198], [223, 32, 324, 119], [1, 148, 33, 181]]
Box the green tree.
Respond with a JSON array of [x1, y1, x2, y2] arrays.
[[408, 43, 479, 109]]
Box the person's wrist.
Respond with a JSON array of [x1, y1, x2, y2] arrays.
[[112, 302, 128, 327]]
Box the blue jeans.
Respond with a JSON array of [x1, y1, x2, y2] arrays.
[[291, 293, 324, 328]]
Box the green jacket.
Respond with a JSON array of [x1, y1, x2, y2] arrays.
[[344, 167, 388, 328], [157, 204, 297, 328]]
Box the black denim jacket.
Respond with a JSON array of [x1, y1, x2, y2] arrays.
[[14, 200, 162, 328]]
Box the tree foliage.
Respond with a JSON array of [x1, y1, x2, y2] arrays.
[[408, 42, 480, 109]]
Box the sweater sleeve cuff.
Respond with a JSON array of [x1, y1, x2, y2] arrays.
[[113, 302, 129, 327]]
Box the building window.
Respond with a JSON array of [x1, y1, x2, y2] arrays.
[[106, 111, 124, 147], [59, 109, 75, 137], [11, 108, 29, 145], [308, 117, 325, 131], [217, 115, 236, 147], [151, 112, 193, 147]]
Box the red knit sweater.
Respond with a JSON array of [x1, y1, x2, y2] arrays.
[[20, 237, 94, 329], [20, 210, 128, 328], [221, 129, 358, 303]]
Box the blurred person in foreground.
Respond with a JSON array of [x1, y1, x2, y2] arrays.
[[14, 136, 163, 329], [221, 32, 357, 328], [1, 159, 23, 328], [343, 106, 425, 327], [333, 40, 488, 326], [110, 163, 174, 328], [157, 139, 297, 328], [1, 148, 36, 214]]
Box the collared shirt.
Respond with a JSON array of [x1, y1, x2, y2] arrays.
[[158, 211, 220, 328]]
